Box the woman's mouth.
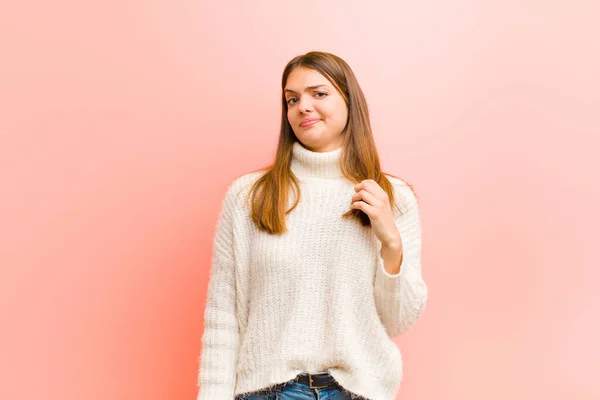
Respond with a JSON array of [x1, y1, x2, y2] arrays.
[[300, 119, 321, 128]]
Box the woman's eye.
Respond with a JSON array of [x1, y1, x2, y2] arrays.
[[287, 98, 298, 105], [315, 92, 327, 98]]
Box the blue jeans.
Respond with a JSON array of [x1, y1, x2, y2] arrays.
[[235, 374, 366, 400]]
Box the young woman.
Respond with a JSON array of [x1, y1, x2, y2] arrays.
[[196, 51, 428, 400]]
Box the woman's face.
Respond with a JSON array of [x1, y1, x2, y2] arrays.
[[284, 67, 348, 152]]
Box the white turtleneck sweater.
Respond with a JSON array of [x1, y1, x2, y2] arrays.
[[197, 142, 428, 400]]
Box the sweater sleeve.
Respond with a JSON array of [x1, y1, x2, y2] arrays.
[[196, 185, 241, 399], [373, 182, 428, 338]]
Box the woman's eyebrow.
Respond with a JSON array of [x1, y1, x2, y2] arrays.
[[284, 84, 328, 94]]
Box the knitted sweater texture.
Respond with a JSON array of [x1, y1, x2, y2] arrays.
[[197, 142, 428, 400]]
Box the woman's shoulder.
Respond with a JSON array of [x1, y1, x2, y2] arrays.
[[383, 173, 419, 211], [384, 174, 410, 187], [229, 169, 267, 193], [221, 169, 268, 209]]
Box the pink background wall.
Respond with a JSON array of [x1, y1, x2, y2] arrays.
[[1, 1, 598, 399]]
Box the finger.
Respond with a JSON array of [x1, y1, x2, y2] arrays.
[[352, 189, 378, 207], [354, 179, 372, 192], [351, 199, 376, 215], [355, 179, 385, 197]]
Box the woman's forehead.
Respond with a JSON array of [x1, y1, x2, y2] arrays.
[[285, 68, 333, 91]]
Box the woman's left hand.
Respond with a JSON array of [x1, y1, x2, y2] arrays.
[[351, 179, 402, 248]]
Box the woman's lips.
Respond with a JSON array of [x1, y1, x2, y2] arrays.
[[300, 119, 321, 128]]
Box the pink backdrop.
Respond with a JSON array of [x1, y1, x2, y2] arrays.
[[1, 1, 598, 399]]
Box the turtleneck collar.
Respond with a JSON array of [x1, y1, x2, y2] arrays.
[[290, 141, 344, 179]]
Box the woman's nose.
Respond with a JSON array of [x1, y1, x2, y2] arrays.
[[297, 97, 313, 113]]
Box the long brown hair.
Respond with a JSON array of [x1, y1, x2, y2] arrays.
[[246, 51, 408, 234]]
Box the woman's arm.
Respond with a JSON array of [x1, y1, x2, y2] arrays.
[[197, 186, 241, 399], [380, 239, 403, 275], [373, 182, 428, 337]]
